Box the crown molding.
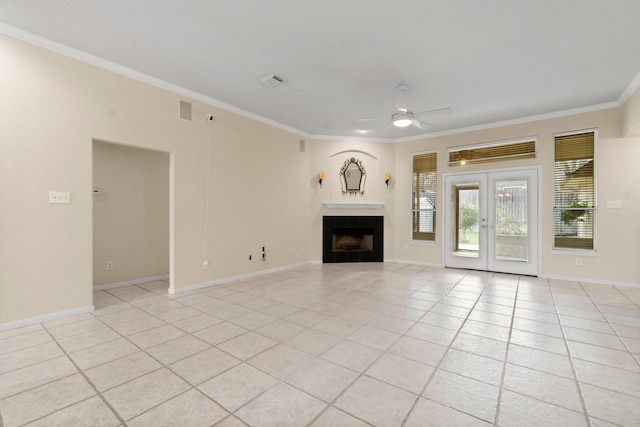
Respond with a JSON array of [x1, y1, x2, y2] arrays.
[[395, 102, 620, 143], [0, 23, 632, 145], [0, 23, 312, 139]]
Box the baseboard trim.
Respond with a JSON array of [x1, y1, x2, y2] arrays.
[[94, 274, 170, 291], [168, 262, 312, 294], [310, 260, 428, 265], [394, 259, 445, 268], [539, 273, 640, 289], [0, 305, 95, 332]]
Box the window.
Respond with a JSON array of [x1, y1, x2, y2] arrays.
[[553, 130, 596, 251], [412, 152, 437, 241], [449, 138, 536, 166]]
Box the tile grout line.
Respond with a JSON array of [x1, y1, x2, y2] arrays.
[[283, 274, 455, 424], [401, 272, 497, 427], [549, 282, 594, 427], [91, 286, 194, 425], [103, 281, 391, 425], [597, 284, 640, 368], [93, 287, 258, 424], [298, 272, 636, 426], [91, 270, 640, 425], [577, 280, 640, 371], [299, 324, 407, 426], [295, 270, 464, 426], [112, 288, 292, 425], [39, 323, 128, 427], [92, 287, 208, 424], [492, 273, 522, 426], [239, 293, 404, 426], [5, 265, 637, 426]]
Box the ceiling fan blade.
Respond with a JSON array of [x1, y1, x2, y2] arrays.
[[375, 122, 394, 133], [413, 107, 452, 117], [357, 118, 384, 122], [411, 118, 432, 130]]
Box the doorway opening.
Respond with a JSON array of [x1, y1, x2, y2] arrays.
[[92, 140, 172, 291]]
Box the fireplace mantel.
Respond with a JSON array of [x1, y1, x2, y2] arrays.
[[323, 201, 386, 209]]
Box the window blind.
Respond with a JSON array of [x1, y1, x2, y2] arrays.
[[449, 140, 536, 166], [412, 152, 437, 241], [553, 131, 595, 250]]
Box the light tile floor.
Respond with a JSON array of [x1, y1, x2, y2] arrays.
[[1, 263, 639, 426]]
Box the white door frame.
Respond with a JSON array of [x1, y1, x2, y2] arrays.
[[443, 166, 541, 276]]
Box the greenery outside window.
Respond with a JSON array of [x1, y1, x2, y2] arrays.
[[553, 130, 596, 251], [412, 152, 437, 241]]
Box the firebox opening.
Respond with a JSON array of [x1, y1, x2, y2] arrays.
[[323, 216, 383, 263], [332, 228, 374, 251]]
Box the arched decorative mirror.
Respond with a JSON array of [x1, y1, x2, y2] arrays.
[[340, 157, 366, 195]]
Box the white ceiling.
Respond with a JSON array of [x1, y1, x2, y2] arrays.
[[2, 1, 640, 140]]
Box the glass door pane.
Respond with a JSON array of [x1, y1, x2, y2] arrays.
[[487, 169, 538, 276], [453, 184, 480, 257], [494, 179, 528, 262], [445, 173, 487, 271]]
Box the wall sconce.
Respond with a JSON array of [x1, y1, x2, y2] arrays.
[[318, 171, 324, 187], [385, 172, 391, 188]]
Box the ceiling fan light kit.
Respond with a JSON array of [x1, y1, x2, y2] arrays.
[[392, 113, 413, 128], [358, 84, 450, 133]]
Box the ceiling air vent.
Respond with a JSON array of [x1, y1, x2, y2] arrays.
[[259, 73, 288, 88]]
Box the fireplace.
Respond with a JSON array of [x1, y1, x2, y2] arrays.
[[323, 216, 383, 263]]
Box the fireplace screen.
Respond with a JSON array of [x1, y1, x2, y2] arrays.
[[332, 229, 374, 251]]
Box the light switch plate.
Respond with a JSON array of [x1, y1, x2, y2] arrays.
[[606, 200, 622, 209], [49, 191, 71, 204]]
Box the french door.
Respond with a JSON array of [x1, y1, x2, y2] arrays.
[[444, 168, 539, 275]]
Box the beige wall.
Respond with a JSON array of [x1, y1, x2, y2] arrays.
[[0, 34, 310, 325], [1, 36, 94, 324], [1, 31, 639, 327], [394, 108, 640, 284], [93, 141, 170, 286], [622, 86, 640, 137]]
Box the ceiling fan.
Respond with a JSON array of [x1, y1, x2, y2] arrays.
[[357, 84, 451, 132]]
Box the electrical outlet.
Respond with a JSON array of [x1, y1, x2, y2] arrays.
[[575, 258, 582, 266], [202, 260, 209, 269], [403, 246, 408, 253], [106, 261, 114, 270]]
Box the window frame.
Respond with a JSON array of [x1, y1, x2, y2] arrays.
[[411, 150, 438, 245], [552, 128, 598, 254]]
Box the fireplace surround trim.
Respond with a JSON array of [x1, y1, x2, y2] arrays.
[[322, 215, 383, 263]]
